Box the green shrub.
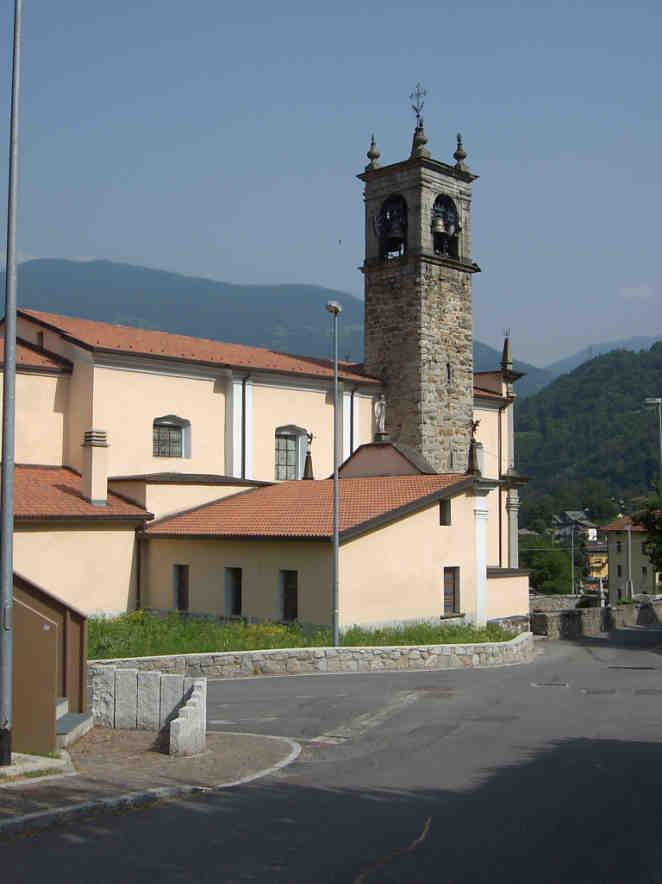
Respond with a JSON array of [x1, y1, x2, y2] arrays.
[[88, 612, 514, 660]]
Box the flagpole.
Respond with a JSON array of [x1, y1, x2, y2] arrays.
[[0, 0, 23, 765]]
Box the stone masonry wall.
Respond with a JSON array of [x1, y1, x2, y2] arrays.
[[89, 633, 534, 680], [531, 600, 662, 639]]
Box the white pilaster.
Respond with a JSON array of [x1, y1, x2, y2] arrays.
[[506, 489, 520, 569], [243, 379, 253, 479], [225, 377, 244, 478], [473, 493, 489, 627], [342, 391, 352, 461], [352, 393, 360, 449]]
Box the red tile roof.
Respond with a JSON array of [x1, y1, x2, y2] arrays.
[[19, 309, 379, 385], [18, 309, 510, 397], [14, 465, 151, 521], [0, 337, 72, 373], [602, 517, 646, 533], [145, 474, 471, 541]]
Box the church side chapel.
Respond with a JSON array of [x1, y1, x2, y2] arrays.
[[0, 93, 529, 628]]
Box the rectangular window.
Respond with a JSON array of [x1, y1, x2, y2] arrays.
[[224, 567, 242, 617], [154, 425, 183, 458], [173, 564, 189, 612], [280, 570, 298, 622], [642, 566, 648, 577], [275, 434, 297, 480], [443, 567, 460, 615], [617, 564, 623, 578], [616, 541, 622, 554], [439, 499, 452, 526]]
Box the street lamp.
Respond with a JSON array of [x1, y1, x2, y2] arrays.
[[0, 0, 23, 766], [326, 301, 342, 647], [644, 397, 662, 491]]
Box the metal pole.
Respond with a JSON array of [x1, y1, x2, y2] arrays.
[[625, 524, 632, 599], [326, 301, 341, 647], [0, 0, 23, 766], [658, 401, 662, 492], [570, 523, 575, 595]]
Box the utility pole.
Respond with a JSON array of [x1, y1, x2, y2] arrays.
[[0, 0, 23, 766], [644, 398, 662, 491], [326, 301, 342, 647], [570, 522, 575, 595]]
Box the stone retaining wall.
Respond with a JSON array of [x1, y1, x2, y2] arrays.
[[169, 679, 206, 757], [90, 666, 207, 752], [89, 633, 535, 680], [529, 594, 583, 613], [532, 600, 662, 639]]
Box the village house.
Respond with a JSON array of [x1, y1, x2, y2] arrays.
[[604, 517, 662, 600], [0, 116, 530, 628]]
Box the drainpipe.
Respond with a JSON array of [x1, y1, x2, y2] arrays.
[[350, 389, 356, 454], [135, 530, 142, 610], [497, 403, 505, 567]]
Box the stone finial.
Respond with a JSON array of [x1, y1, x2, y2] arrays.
[[365, 134, 381, 171], [303, 433, 314, 480], [410, 122, 431, 159], [453, 132, 468, 171], [501, 333, 513, 373]]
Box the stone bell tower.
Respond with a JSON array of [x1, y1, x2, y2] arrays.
[[358, 88, 479, 473]]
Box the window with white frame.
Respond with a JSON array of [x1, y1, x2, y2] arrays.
[[274, 425, 308, 480], [153, 415, 191, 458]]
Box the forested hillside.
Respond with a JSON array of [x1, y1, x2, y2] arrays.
[[516, 344, 662, 529], [5, 258, 541, 379]]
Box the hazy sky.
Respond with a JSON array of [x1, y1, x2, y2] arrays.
[[0, 0, 660, 365]]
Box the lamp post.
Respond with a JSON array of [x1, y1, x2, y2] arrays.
[[0, 0, 23, 766], [644, 397, 662, 491], [326, 301, 342, 647]]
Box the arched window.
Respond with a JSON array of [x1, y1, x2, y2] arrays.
[[275, 425, 309, 480], [153, 415, 191, 458], [378, 195, 407, 260], [431, 195, 460, 259]]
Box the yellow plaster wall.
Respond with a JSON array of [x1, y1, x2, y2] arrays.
[[474, 405, 501, 480], [357, 394, 375, 448], [14, 523, 138, 615], [92, 366, 225, 477], [0, 372, 68, 465], [65, 362, 94, 472], [108, 480, 252, 519], [251, 383, 334, 481], [339, 491, 477, 627], [143, 537, 332, 624], [485, 574, 529, 619]]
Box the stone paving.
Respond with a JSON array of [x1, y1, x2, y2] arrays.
[[0, 728, 296, 830]]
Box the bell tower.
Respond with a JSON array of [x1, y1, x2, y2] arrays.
[[358, 88, 480, 473]]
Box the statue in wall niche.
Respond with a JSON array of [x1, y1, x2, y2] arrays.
[[374, 394, 387, 435], [470, 418, 481, 440]]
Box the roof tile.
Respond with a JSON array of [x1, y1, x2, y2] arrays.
[[145, 474, 468, 540], [14, 465, 150, 520]]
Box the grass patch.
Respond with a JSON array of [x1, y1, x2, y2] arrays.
[[88, 612, 514, 660]]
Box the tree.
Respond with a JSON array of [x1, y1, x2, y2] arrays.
[[519, 535, 571, 594], [634, 494, 662, 573]]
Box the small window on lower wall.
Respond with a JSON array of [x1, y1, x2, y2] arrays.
[[173, 564, 190, 612], [224, 567, 242, 617], [443, 567, 460, 615], [279, 570, 298, 622], [439, 499, 452, 526]]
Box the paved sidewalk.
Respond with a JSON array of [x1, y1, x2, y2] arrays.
[[0, 728, 299, 836]]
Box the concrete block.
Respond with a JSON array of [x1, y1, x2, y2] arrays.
[[115, 669, 138, 729], [160, 674, 184, 728], [91, 667, 115, 727], [137, 671, 161, 730]]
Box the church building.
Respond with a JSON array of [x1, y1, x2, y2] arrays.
[[0, 111, 529, 630]]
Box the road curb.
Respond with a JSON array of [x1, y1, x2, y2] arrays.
[[0, 734, 301, 842]]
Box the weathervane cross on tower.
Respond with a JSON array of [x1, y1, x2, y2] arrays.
[[410, 83, 427, 127]]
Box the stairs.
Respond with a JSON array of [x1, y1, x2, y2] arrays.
[[55, 697, 93, 749]]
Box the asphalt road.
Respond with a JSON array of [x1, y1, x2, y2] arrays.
[[6, 628, 662, 883]]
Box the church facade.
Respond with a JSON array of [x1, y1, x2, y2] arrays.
[[0, 115, 529, 629]]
